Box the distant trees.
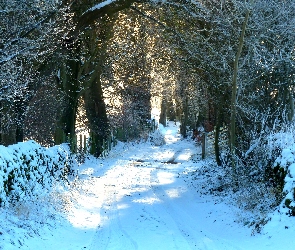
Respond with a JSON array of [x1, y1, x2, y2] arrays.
[[102, 8, 152, 141]]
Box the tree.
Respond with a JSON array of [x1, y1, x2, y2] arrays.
[[0, 0, 67, 145], [230, 5, 250, 174]]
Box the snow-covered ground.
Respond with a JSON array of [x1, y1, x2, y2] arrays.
[[1, 122, 295, 249]]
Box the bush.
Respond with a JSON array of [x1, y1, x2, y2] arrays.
[[149, 129, 165, 146], [274, 146, 295, 216], [0, 141, 73, 207], [219, 124, 291, 229]]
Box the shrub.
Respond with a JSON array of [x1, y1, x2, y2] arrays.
[[273, 145, 295, 216], [0, 141, 73, 207]]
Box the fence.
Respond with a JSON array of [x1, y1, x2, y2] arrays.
[[61, 119, 157, 158], [66, 132, 116, 158]]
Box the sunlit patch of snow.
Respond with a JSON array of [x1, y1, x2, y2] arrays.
[[164, 129, 180, 143], [165, 129, 174, 135], [132, 196, 161, 204], [67, 207, 101, 229], [157, 122, 181, 145], [60, 186, 104, 229], [117, 203, 129, 210], [164, 135, 179, 144], [156, 171, 175, 185], [120, 186, 149, 197], [153, 150, 175, 161], [79, 167, 95, 175], [165, 187, 187, 198], [176, 149, 192, 161]]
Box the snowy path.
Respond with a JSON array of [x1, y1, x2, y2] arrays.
[[63, 124, 246, 250], [88, 160, 204, 250], [5, 123, 294, 250]]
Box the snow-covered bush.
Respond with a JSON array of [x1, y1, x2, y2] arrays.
[[205, 126, 291, 231], [237, 124, 295, 218], [274, 145, 295, 216], [149, 129, 165, 146], [0, 141, 73, 207], [148, 123, 168, 146]]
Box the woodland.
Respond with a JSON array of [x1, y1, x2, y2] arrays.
[[1, 0, 295, 215]]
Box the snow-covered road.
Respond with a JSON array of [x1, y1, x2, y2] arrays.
[[60, 123, 247, 250], [88, 159, 206, 250]]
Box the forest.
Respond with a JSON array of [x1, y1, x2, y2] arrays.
[[1, 0, 295, 244]]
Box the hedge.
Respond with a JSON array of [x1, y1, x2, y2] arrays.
[[0, 140, 72, 207]]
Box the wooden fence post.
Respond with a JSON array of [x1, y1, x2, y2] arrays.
[[71, 135, 77, 153], [84, 135, 87, 153], [108, 135, 111, 151], [151, 119, 156, 132], [202, 132, 207, 159], [79, 134, 82, 151]]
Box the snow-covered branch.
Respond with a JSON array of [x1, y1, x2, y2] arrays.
[[74, 0, 137, 36]]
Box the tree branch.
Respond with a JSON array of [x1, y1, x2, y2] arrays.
[[73, 0, 138, 36]]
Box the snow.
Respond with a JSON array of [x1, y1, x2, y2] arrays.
[[1, 122, 295, 249], [84, 0, 116, 14]]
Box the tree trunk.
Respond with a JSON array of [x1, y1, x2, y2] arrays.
[[15, 126, 23, 143], [83, 19, 114, 157], [84, 72, 109, 157], [287, 88, 294, 122], [214, 108, 222, 166], [230, 9, 250, 169], [55, 49, 80, 145], [159, 99, 167, 127], [180, 97, 189, 138], [85, 61, 109, 151]]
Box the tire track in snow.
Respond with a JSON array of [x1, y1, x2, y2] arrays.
[[89, 159, 185, 250], [88, 137, 239, 249], [89, 165, 138, 250], [149, 164, 203, 249], [149, 162, 242, 250]]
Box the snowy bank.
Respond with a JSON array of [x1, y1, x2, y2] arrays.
[[0, 141, 73, 207]]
